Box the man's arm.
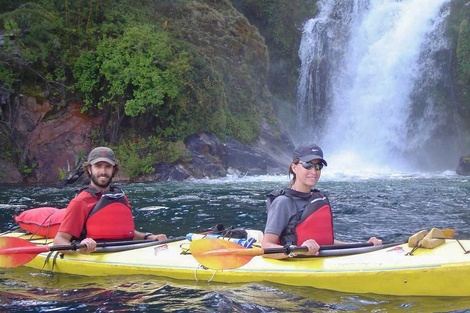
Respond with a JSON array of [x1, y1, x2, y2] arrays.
[[53, 231, 96, 253], [134, 230, 167, 241]]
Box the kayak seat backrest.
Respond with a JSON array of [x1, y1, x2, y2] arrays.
[[14, 207, 65, 238], [246, 229, 264, 244]]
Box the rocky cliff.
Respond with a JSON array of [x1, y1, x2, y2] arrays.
[[0, 0, 299, 184]]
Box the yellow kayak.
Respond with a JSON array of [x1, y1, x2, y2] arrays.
[[1, 231, 470, 297]]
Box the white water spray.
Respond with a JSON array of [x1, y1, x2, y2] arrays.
[[296, 0, 452, 174]]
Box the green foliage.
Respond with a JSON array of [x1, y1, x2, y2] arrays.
[[227, 115, 258, 143], [0, 66, 17, 91], [20, 160, 37, 177], [112, 136, 191, 180], [0, 0, 29, 13], [74, 24, 199, 139], [73, 17, 248, 142], [58, 168, 67, 181], [165, 140, 192, 163], [171, 51, 229, 138], [112, 138, 157, 181], [0, 2, 73, 101], [231, 0, 316, 55], [229, 0, 316, 131], [450, 1, 470, 125], [89, 129, 104, 147], [0, 135, 12, 162], [2, 0, 286, 177], [457, 19, 470, 83], [0, 0, 152, 102], [72, 51, 102, 109]]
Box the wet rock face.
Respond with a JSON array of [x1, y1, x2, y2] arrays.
[[1, 96, 102, 184], [0, 159, 22, 184], [151, 133, 286, 183], [456, 155, 470, 176], [26, 103, 102, 183], [0, 93, 288, 184]]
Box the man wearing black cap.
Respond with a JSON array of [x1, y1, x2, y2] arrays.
[[262, 143, 382, 259], [53, 147, 167, 253]]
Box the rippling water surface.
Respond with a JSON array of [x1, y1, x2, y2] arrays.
[[1, 171, 469, 312]]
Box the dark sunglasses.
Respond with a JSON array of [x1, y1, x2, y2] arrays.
[[300, 161, 323, 171]]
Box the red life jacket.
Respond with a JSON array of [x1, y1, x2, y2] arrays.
[[267, 189, 334, 246], [80, 187, 135, 240], [295, 203, 334, 245]]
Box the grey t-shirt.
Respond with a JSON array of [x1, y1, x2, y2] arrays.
[[264, 194, 310, 236]]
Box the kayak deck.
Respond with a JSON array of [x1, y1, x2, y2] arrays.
[[3, 232, 470, 297]]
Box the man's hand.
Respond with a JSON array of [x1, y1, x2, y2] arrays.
[[78, 237, 97, 253]]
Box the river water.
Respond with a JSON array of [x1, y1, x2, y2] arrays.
[[1, 170, 470, 312]]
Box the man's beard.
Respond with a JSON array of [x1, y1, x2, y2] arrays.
[[91, 174, 112, 188]]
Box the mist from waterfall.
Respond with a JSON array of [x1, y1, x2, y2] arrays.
[[296, 0, 453, 174]]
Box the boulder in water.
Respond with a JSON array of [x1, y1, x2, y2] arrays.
[[456, 155, 470, 176]]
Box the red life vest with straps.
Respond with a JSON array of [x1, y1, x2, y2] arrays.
[[267, 189, 334, 246], [295, 203, 333, 245], [80, 187, 135, 240]]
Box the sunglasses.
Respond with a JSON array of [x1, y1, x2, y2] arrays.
[[300, 161, 323, 171]]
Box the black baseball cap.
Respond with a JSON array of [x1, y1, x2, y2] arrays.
[[293, 143, 327, 166]]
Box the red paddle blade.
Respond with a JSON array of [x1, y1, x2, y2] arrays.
[[190, 238, 262, 270], [0, 237, 50, 268]]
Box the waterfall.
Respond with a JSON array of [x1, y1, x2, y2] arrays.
[[296, 0, 453, 173]]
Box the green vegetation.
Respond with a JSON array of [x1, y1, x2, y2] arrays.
[[58, 168, 67, 181], [0, 1, 273, 143], [230, 0, 317, 130], [456, 18, 470, 122], [112, 136, 191, 181], [456, 9, 470, 84], [448, 0, 470, 133], [73, 24, 197, 136], [0, 0, 281, 178], [457, 19, 470, 81], [20, 160, 37, 177]]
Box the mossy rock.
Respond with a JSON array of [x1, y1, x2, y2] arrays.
[[456, 155, 470, 175]]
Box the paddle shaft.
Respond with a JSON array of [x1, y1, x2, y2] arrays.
[[95, 236, 186, 248], [251, 231, 456, 257], [279, 228, 455, 255], [48, 236, 186, 251], [0, 236, 186, 255], [266, 230, 455, 256], [262, 242, 374, 256], [199, 241, 386, 258]]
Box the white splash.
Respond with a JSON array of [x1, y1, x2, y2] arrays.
[[296, 0, 452, 174]]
